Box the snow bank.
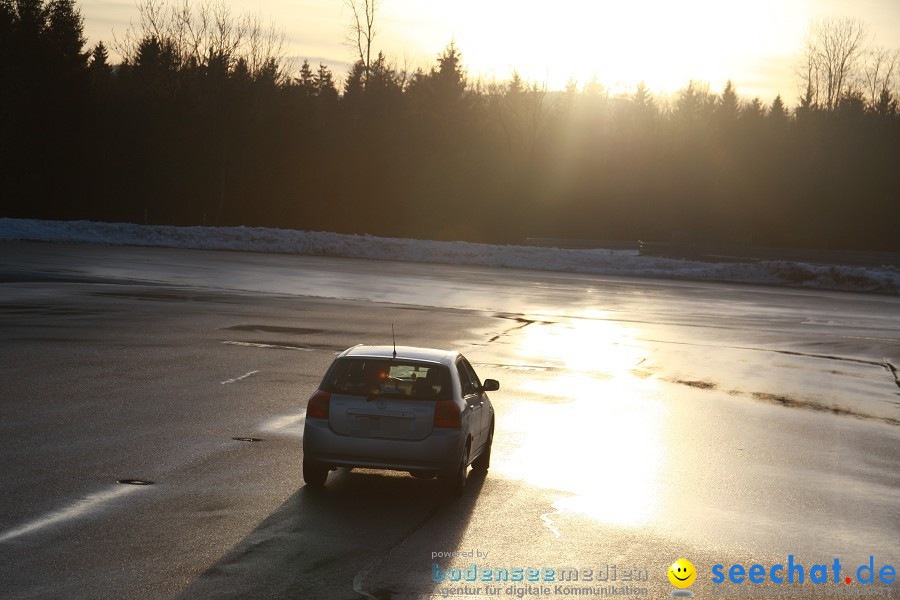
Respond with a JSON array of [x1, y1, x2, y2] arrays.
[[1, 218, 897, 294]]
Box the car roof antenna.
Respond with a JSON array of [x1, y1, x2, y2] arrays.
[[392, 323, 397, 359]]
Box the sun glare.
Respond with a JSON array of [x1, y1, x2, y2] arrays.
[[384, 0, 809, 97], [82, 0, 899, 100], [496, 316, 667, 527]]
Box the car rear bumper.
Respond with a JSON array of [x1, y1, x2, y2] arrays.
[[303, 417, 463, 472]]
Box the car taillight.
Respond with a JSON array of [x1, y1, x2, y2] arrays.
[[433, 399, 460, 428], [307, 390, 330, 419]]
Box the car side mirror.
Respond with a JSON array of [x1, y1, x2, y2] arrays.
[[481, 379, 499, 392]]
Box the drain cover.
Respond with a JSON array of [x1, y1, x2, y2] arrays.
[[232, 437, 263, 442], [117, 479, 153, 485]]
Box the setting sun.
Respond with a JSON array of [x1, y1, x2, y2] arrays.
[[387, 0, 809, 97]]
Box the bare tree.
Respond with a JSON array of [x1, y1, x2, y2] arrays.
[[113, 0, 286, 80], [344, 0, 378, 83], [245, 12, 289, 77], [798, 18, 868, 111], [863, 45, 900, 107]]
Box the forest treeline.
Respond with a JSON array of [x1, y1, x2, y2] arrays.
[[1, 0, 899, 250]]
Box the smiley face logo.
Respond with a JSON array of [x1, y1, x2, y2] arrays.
[[668, 559, 697, 588]]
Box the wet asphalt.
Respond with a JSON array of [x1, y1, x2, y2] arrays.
[[0, 242, 898, 599]]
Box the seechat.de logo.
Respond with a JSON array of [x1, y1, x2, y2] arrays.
[[710, 556, 896, 585]]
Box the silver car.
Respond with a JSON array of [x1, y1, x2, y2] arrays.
[[302, 345, 498, 494]]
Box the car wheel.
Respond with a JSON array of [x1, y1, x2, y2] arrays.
[[303, 459, 328, 488], [449, 446, 469, 496], [472, 422, 493, 473]]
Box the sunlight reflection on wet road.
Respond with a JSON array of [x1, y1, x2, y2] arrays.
[[468, 307, 899, 559], [2, 243, 898, 599], [491, 315, 666, 527]]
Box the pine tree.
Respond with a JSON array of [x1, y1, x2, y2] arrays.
[[87, 40, 111, 91], [416, 41, 467, 119], [343, 60, 365, 98], [254, 58, 279, 87], [769, 94, 787, 121], [872, 89, 898, 117], [742, 97, 766, 119], [134, 36, 161, 74], [432, 41, 466, 101], [405, 67, 429, 101], [297, 59, 315, 96], [0, 1, 15, 64], [132, 35, 179, 78], [718, 80, 740, 121], [367, 51, 400, 93], [315, 63, 338, 102], [582, 75, 605, 98], [633, 81, 654, 110], [623, 81, 658, 129], [46, 0, 87, 71], [11, 0, 48, 55], [836, 90, 866, 118], [1, 0, 90, 221], [232, 57, 251, 83], [89, 41, 109, 70], [633, 81, 657, 117], [365, 51, 402, 114], [507, 71, 525, 97], [675, 80, 713, 123]]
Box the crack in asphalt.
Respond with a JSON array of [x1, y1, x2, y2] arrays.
[[485, 318, 537, 344], [540, 508, 561, 539], [664, 376, 899, 426], [885, 361, 900, 389], [642, 336, 900, 388]]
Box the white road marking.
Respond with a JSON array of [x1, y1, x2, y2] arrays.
[[221, 341, 313, 351], [220, 369, 260, 385], [0, 485, 142, 544]]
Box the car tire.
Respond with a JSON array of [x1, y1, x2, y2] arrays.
[[303, 459, 328, 488], [449, 446, 468, 496], [472, 422, 493, 473]]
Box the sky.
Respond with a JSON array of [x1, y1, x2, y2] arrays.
[[81, 0, 900, 103]]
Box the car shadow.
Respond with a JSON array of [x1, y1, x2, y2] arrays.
[[177, 467, 488, 599]]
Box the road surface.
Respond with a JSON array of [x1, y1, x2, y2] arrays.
[[0, 241, 898, 599]]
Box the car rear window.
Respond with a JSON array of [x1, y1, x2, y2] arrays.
[[321, 358, 451, 400]]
